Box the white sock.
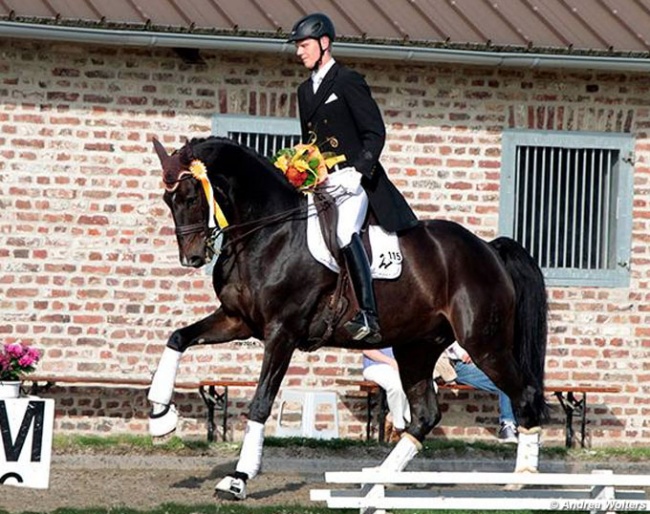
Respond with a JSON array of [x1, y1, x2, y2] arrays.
[[379, 433, 421, 472], [148, 348, 182, 405], [235, 420, 265, 479], [515, 426, 541, 472]]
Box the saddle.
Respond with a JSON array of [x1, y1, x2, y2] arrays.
[[302, 191, 401, 350]]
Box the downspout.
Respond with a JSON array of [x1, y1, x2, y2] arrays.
[[1, 21, 649, 72]]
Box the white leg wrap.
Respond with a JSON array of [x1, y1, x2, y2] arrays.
[[148, 348, 182, 405], [514, 426, 541, 473], [235, 420, 265, 479], [379, 433, 421, 472]]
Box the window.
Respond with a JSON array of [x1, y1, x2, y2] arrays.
[[212, 114, 301, 158], [499, 130, 634, 287]]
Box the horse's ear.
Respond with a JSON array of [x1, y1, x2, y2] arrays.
[[152, 138, 171, 166]]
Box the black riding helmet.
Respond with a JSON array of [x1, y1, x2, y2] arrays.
[[288, 13, 335, 71], [288, 13, 335, 43]]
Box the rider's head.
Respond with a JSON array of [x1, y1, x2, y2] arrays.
[[288, 13, 335, 71]]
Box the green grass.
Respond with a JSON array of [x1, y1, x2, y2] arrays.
[[53, 433, 649, 462]]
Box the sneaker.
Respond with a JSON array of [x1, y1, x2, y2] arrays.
[[497, 422, 518, 444]]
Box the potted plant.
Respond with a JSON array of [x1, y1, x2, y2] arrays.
[[0, 342, 41, 399]]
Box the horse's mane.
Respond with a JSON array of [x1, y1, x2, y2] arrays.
[[185, 136, 298, 196]]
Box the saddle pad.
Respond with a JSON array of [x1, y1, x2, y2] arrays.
[[306, 195, 403, 280]]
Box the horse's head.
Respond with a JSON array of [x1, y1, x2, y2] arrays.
[[154, 136, 304, 268], [154, 138, 213, 268]]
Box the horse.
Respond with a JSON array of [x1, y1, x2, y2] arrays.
[[148, 135, 548, 500]]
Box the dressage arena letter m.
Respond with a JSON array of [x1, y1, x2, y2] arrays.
[[0, 398, 54, 489]]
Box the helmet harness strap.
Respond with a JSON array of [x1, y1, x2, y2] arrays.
[[311, 37, 329, 71]]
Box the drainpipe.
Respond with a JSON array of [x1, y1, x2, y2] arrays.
[[1, 21, 649, 72]]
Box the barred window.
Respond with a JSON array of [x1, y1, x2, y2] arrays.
[[212, 114, 301, 157], [499, 130, 634, 287]]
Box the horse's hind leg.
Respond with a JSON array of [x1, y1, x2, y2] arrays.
[[378, 339, 445, 472], [148, 308, 253, 438], [463, 335, 543, 473]]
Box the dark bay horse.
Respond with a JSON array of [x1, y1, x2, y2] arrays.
[[149, 136, 548, 500]]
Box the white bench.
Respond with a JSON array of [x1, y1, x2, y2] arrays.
[[311, 470, 650, 514]]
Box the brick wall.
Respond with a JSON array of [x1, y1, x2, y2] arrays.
[[1, 38, 649, 447]]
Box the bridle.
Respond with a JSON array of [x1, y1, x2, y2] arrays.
[[163, 172, 210, 238], [164, 170, 345, 256]]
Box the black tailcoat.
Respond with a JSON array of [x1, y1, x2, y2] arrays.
[[297, 62, 418, 233]]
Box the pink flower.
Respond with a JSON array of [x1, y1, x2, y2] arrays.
[[5, 344, 23, 358], [0, 342, 41, 381]]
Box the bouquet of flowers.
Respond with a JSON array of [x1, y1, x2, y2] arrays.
[[272, 141, 345, 193], [0, 342, 41, 381]]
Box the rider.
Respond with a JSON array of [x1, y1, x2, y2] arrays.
[[289, 13, 419, 344]]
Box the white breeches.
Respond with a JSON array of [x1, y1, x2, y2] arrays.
[[326, 166, 368, 247], [363, 363, 411, 430]]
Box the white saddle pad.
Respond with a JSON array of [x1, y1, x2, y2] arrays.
[[306, 195, 403, 280]]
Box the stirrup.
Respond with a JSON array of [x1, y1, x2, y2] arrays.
[[344, 311, 382, 343], [148, 403, 178, 438]]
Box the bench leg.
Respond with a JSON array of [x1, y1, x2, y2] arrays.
[[221, 386, 229, 441], [366, 392, 372, 442], [579, 392, 587, 449], [365, 389, 388, 442], [378, 389, 387, 443], [555, 391, 588, 449], [199, 386, 216, 442], [555, 391, 575, 448], [199, 385, 231, 442]]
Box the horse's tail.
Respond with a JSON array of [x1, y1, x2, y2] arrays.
[[489, 236, 549, 423]]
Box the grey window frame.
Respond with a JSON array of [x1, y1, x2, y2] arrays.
[[499, 129, 634, 288]]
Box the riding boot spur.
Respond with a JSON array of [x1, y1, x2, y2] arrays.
[[342, 233, 382, 344]]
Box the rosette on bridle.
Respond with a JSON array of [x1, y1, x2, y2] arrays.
[[188, 159, 229, 229]]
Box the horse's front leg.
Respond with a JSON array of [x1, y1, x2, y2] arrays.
[[215, 325, 296, 500], [148, 308, 253, 438]]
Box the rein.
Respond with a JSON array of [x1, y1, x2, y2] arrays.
[[164, 158, 347, 256], [208, 190, 339, 254]]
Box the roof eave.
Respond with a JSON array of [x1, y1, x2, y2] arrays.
[[1, 20, 649, 72]]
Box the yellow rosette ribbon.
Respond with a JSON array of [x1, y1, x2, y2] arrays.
[[189, 160, 229, 229]]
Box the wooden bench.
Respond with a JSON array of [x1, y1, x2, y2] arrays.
[[198, 379, 258, 442], [24, 375, 258, 443], [336, 378, 621, 448]]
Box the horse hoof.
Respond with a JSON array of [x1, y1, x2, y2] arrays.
[[148, 403, 179, 438], [215, 475, 247, 500]]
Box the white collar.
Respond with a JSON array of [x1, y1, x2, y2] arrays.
[[311, 58, 336, 91]]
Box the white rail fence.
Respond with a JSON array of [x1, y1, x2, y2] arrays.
[[311, 470, 650, 514]]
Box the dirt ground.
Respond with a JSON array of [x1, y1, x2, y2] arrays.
[[1, 445, 389, 513], [2, 444, 649, 513]]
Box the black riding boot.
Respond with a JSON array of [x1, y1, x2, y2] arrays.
[[342, 233, 382, 344]]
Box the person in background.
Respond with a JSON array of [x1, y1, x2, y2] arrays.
[[439, 342, 518, 443], [362, 348, 411, 443]]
